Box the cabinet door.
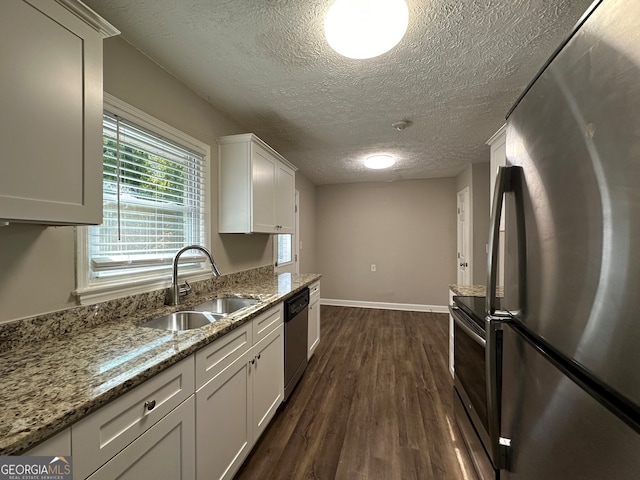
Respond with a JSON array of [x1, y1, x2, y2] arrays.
[[251, 144, 277, 233], [87, 396, 195, 480], [0, 0, 105, 224], [275, 162, 295, 233], [448, 289, 455, 379], [308, 298, 320, 359], [251, 324, 284, 442], [196, 348, 253, 480], [308, 282, 321, 359]]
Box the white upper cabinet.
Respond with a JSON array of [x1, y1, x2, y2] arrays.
[[275, 161, 295, 233], [218, 134, 296, 234], [0, 0, 118, 225]]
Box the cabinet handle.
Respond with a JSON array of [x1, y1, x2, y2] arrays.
[[250, 358, 255, 365], [144, 400, 156, 411], [256, 354, 261, 360]]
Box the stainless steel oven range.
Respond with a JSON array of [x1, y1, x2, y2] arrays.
[[450, 295, 502, 480]]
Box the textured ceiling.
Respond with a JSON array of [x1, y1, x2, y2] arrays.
[[83, 0, 594, 185]]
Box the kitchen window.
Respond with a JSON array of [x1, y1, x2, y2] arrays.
[[75, 95, 211, 304], [276, 234, 293, 265]]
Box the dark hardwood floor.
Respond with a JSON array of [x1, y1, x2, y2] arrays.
[[234, 306, 478, 480]]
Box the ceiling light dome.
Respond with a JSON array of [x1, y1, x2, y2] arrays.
[[324, 0, 409, 59], [365, 155, 395, 169]]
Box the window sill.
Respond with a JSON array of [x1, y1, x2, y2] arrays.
[[74, 270, 212, 305]]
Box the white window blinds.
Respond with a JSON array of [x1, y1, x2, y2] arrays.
[[277, 234, 292, 265], [88, 112, 206, 279]]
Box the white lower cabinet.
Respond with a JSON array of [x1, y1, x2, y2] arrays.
[[251, 324, 284, 441], [448, 288, 455, 378], [49, 302, 288, 480], [195, 337, 253, 480], [72, 357, 195, 479], [195, 305, 284, 480], [86, 396, 195, 480], [308, 281, 321, 359]]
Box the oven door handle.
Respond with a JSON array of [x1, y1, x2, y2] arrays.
[[450, 306, 486, 347]]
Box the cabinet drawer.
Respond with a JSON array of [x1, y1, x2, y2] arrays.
[[309, 282, 320, 303], [196, 321, 252, 389], [86, 396, 195, 480], [72, 357, 194, 480], [252, 305, 282, 344]]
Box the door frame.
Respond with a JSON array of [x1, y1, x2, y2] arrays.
[[457, 186, 472, 285], [274, 190, 299, 274]]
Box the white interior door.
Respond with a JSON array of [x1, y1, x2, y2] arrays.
[[274, 191, 298, 274], [457, 187, 472, 285]]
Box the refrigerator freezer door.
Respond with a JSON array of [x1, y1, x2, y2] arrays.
[[504, 0, 640, 406], [500, 325, 640, 479]]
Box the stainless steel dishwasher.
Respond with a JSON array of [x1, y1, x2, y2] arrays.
[[283, 288, 309, 401]]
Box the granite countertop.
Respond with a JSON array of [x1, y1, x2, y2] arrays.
[[0, 272, 320, 455], [449, 284, 504, 298]]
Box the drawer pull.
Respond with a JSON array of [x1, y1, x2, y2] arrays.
[[144, 400, 156, 411]]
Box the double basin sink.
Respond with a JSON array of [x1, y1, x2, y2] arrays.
[[141, 297, 259, 332]]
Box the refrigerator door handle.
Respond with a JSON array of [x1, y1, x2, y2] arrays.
[[487, 165, 512, 315], [486, 164, 526, 316]]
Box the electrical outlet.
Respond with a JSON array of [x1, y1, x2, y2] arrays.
[[371, 264, 376, 272]]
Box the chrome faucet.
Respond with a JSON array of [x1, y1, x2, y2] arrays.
[[167, 245, 221, 306]]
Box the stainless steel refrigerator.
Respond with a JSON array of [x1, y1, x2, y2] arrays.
[[486, 0, 640, 477]]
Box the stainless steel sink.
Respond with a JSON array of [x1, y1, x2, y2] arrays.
[[140, 311, 225, 331], [193, 297, 259, 314]]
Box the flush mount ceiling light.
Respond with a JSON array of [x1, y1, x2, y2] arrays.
[[324, 0, 409, 59], [365, 155, 395, 169]]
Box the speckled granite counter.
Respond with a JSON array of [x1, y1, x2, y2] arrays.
[[449, 284, 504, 298], [0, 271, 320, 455]]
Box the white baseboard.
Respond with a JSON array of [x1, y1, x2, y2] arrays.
[[320, 298, 448, 314]]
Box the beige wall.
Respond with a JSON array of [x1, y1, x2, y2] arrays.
[[0, 37, 316, 323], [316, 178, 457, 307]]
